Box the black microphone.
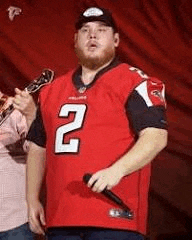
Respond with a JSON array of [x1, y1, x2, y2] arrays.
[[83, 173, 133, 219]]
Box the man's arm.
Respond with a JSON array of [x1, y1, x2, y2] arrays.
[[87, 77, 168, 192], [26, 141, 46, 235], [87, 127, 168, 192], [13, 88, 36, 128]]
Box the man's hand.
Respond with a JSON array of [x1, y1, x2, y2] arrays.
[[13, 88, 36, 127], [87, 166, 124, 193], [13, 88, 36, 116], [28, 200, 46, 235]]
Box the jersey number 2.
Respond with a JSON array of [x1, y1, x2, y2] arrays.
[[55, 104, 86, 153]]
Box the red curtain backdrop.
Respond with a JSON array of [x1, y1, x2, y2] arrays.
[[1, 0, 192, 236]]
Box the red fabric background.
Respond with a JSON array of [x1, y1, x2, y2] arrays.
[[1, 0, 192, 236]]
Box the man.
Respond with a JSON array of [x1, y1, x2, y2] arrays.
[[26, 7, 168, 240], [0, 88, 36, 239]]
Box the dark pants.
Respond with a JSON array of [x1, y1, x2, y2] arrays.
[[0, 223, 34, 240], [46, 227, 144, 240]]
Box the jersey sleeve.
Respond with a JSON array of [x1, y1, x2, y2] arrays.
[[126, 80, 168, 135], [26, 106, 46, 147]]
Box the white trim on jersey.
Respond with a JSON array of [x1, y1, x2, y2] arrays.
[[162, 84, 165, 98], [135, 81, 153, 107]]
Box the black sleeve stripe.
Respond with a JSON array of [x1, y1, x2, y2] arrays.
[[126, 90, 168, 135], [26, 106, 46, 147]]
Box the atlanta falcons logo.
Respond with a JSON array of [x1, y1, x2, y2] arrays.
[[151, 90, 164, 102], [7, 6, 22, 21]]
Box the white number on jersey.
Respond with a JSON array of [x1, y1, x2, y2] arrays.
[[55, 104, 87, 153]]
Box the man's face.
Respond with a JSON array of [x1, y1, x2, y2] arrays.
[[75, 21, 119, 70]]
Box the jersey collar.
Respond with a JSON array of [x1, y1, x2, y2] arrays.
[[72, 57, 121, 92]]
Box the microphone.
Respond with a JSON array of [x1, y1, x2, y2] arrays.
[[83, 173, 133, 219]]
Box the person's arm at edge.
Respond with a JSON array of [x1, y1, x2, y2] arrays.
[[87, 127, 168, 192], [13, 88, 37, 128], [26, 141, 46, 235]]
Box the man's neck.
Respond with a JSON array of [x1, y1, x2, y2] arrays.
[[81, 59, 113, 85]]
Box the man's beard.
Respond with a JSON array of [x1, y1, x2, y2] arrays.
[[75, 46, 115, 70]]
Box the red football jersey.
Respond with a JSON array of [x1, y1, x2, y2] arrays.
[[39, 63, 152, 234]]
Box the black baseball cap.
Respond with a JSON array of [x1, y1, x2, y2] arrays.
[[75, 7, 118, 32]]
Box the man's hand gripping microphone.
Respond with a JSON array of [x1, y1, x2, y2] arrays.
[[83, 173, 133, 220]]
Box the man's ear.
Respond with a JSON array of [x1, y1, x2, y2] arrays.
[[114, 33, 120, 47]]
